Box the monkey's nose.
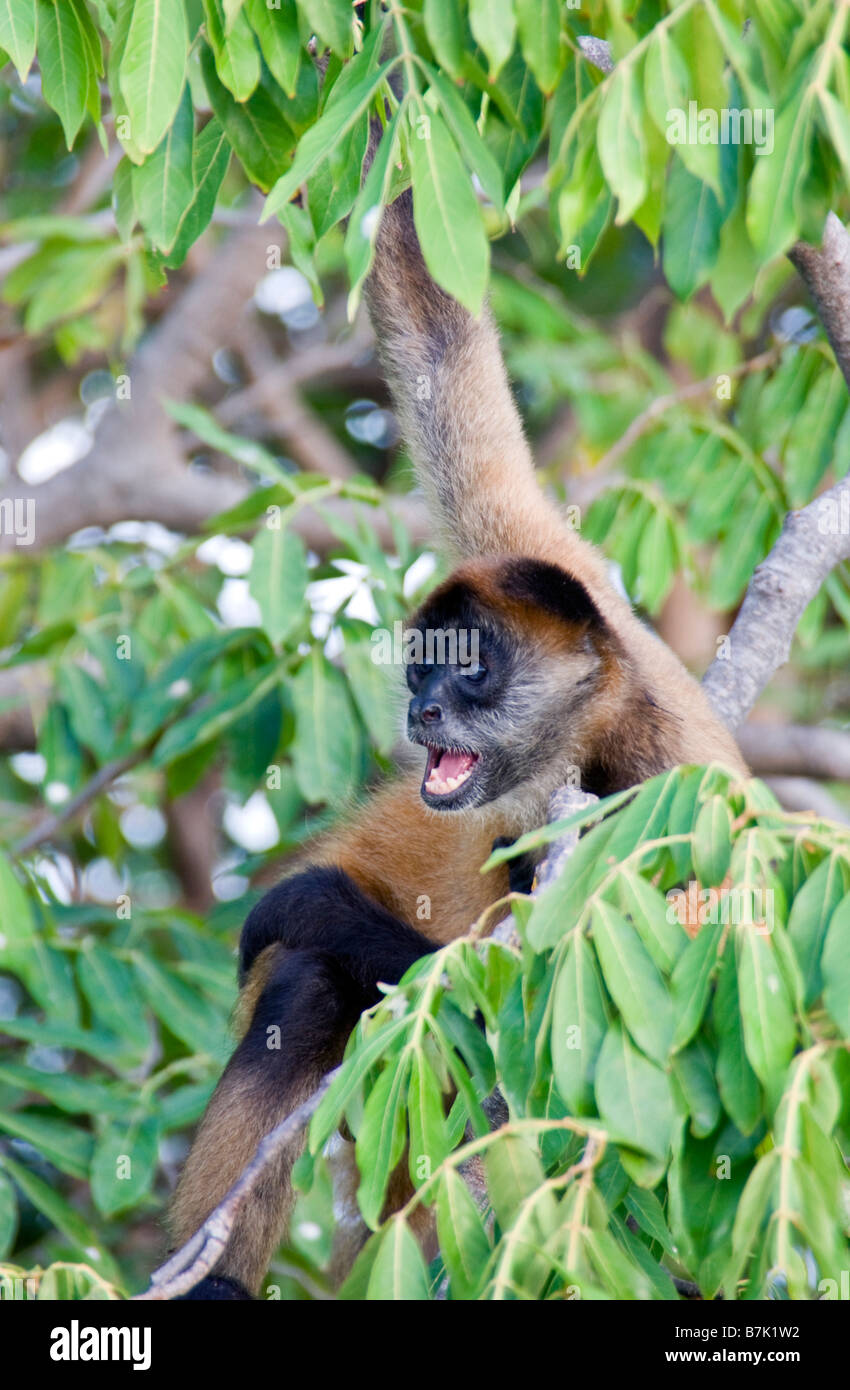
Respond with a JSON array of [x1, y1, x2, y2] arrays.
[[419, 702, 443, 724]]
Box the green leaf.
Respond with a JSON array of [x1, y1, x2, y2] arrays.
[[302, 0, 352, 56], [132, 83, 194, 253], [469, 0, 515, 81], [340, 636, 396, 757], [249, 524, 309, 645], [617, 870, 686, 975], [0, 851, 37, 987], [355, 1056, 410, 1230], [203, 0, 259, 101], [244, 0, 300, 95], [36, 0, 89, 148], [424, 0, 465, 80], [308, 111, 368, 240], [119, 0, 189, 156], [818, 88, 850, 188], [671, 922, 722, 1051], [132, 954, 226, 1058], [643, 27, 720, 194], [721, 1150, 778, 1295], [56, 663, 115, 761], [735, 924, 797, 1106], [112, 155, 137, 241], [594, 1021, 674, 1162], [597, 62, 647, 225], [343, 103, 403, 315], [604, 770, 678, 862], [0, 1169, 18, 1258], [0, 1109, 92, 1179], [662, 158, 723, 301], [822, 894, 850, 1036], [0, 0, 37, 80], [624, 1187, 676, 1257], [787, 853, 848, 1005], [436, 1167, 491, 1299], [714, 944, 762, 1135], [408, 1052, 450, 1186], [309, 1016, 409, 1152], [366, 1219, 431, 1299], [409, 105, 489, 315], [484, 1133, 546, 1230], [672, 1041, 721, 1138], [525, 818, 615, 951], [551, 932, 608, 1113], [635, 506, 676, 611], [426, 65, 505, 210], [152, 665, 279, 766], [692, 796, 733, 886], [746, 87, 813, 262], [591, 900, 673, 1064], [2, 1154, 118, 1282], [76, 945, 151, 1059], [163, 116, 231, 268], [201, 46, 296, 191], [263, 49, 394, 217], [289, 647, 363, 803], [90, 1117, 159, 1216], [515, 0, 561, 93], [0, 1062, 132, 1118]]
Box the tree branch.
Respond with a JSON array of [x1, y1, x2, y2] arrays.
[[596, 347, 782, 473], [135, 1067, 340, 1300], [701, 468, 850, 732], [763, 776, 850, 825], [738, 722, 850, 780], [11, 747, 146, 856]]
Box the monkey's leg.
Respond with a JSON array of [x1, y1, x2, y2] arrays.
[[237, 864, 438, 987], [170, 872, 437, 1299], [170, 945, 371, 1299]]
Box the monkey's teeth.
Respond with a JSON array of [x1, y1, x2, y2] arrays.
[[426, 767, 473, 794]]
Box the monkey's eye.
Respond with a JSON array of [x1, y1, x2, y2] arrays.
[[457, 662, 487, 682], [411, 661, 434, 680]]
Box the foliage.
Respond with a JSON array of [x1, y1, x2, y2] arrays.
[[0, 1, 849, 1299], [281, 767, 850, 1301]]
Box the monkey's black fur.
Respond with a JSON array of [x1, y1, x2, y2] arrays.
[[238, 866, 437, 988]]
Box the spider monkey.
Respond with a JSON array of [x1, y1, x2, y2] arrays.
[[168, 145, 746, 1301]]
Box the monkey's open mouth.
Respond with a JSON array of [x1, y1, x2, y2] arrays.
[[422, 746, 481, 798]]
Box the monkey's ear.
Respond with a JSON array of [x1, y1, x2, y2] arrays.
[[500, 558, 607, 630]]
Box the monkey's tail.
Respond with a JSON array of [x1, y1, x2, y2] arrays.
[[365, 187, 586, 568]]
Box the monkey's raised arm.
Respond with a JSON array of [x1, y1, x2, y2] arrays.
[[366, 190, 581, 567]]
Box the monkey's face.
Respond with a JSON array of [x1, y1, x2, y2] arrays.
[[405, 559, 615, 814], [405, 623, 602, 813], [406, 636, 499, 810]]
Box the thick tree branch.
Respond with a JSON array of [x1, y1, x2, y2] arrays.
[[788, 213, 850, 393], [701, 469, 850, 731], [700, 212, 850, 729], [763, 776, 850, 825], [738, 722, 850, 781]]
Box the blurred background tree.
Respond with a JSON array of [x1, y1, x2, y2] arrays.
[[0, 0, 849, 1300]]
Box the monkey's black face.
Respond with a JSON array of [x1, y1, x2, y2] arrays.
[[405, 629, 527, 811]]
